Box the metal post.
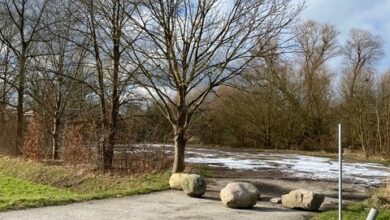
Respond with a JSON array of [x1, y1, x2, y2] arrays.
[[339, 124, 342, 220], [366, 208, 379, 220]]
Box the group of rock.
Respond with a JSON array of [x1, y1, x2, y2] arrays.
[[169, 173, 325, 210]]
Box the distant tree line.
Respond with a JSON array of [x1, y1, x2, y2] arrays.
[[197, 22, 389, 158], [0, 0, 388, 173]]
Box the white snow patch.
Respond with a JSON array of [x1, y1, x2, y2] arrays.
[[138, 144, 390, 186], [186, 157, 275, 170]]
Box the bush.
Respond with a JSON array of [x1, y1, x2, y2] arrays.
[[21, 117, 44, 160], [114, 144, 172, 174], [62, 125, 94, 165]]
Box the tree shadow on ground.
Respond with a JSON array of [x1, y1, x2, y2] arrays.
[[250, 206, 317, 213], [198, 195, 315, 213]]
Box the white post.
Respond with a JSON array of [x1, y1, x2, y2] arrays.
[[366, 208, 379, 220], [339, 124, 342, 220]]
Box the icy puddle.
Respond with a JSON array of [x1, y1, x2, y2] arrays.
[[137, 144, 390, 186]]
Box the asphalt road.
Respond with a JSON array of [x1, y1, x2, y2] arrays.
[[0, 191, 315, 220]]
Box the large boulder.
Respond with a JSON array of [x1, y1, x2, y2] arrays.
[[220, 182, 260, 209], [181, 174, 206, 197], [281, 189, 325, 211], [169, 173, 188, 190]]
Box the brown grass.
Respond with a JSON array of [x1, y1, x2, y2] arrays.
[[366, 175, 390, 209], [114, 144, 172, 174], [385, 176, 390, 198]]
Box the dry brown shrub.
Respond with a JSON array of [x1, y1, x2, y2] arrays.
[[367, 175, 390, 209], [0, 114, 17, 155], [21, 117, 44, 160], [62, 124, 94, 165], [115, 144, 172, 174]]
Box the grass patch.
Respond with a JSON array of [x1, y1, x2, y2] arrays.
[[0, 175, 79, 211], [0, 156, 170, 211], [317, 185, 390, 220], [0, 157, 87, 187], [316, 203, 390, 220], [70, 172, 170, 199]]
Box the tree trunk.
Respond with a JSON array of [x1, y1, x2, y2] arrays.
[[0, 50, 9, 124], [103, 105, 118, 171], [385, 110, 390, 154], [172, 128, 186, 173], [102, 140, 114, 171], [51, 117, 60, 160], [89, 1, 108, 169], [375, 107, 382, 153], [0, 104, 4, 125], [358, 126, 367, 157], [101, 9, 122, 171], [0, 94, 5, 125], [102, 76, 119, 171], [15, 56, 26, 156]]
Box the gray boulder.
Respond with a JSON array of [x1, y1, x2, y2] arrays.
[[169, 173, 188, 190], [181, 174, 206, 197], [220, 182, 260, 209], [281, 189, 325, 211]]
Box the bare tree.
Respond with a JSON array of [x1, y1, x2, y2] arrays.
[[379, 71, 390, 154], [128, 0, 303, 172], [0, 0, 49, 155], [341, 29, 383, 156], [0, 41, 11, 124], [59, 0, 138, 170], [293, 20, 338, 145], [343, 29, 383, 97], [28, 1, 89, 160]]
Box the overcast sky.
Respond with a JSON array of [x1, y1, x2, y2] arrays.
[[299, 0, 390, 72]]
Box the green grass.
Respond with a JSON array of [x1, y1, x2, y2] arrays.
[[316, 203, 390, 220], [0, 157, 89, 187], [0, 175, 79, 211], [0, 156, 171, 211], [317, 185, 390, 220], [70, 172, 171, 199]]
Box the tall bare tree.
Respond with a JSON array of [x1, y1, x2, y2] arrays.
[[341, 29, 383, 155], [60, 0, 138, 169], [128, 0, 303, 172], [344, 29, 383, 97], [0, 41, 11, 124], [293, 20, 338, 145], [0, 0, 49, 155], [378, 71, 390, 154], [27, 0, 89, 160]]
